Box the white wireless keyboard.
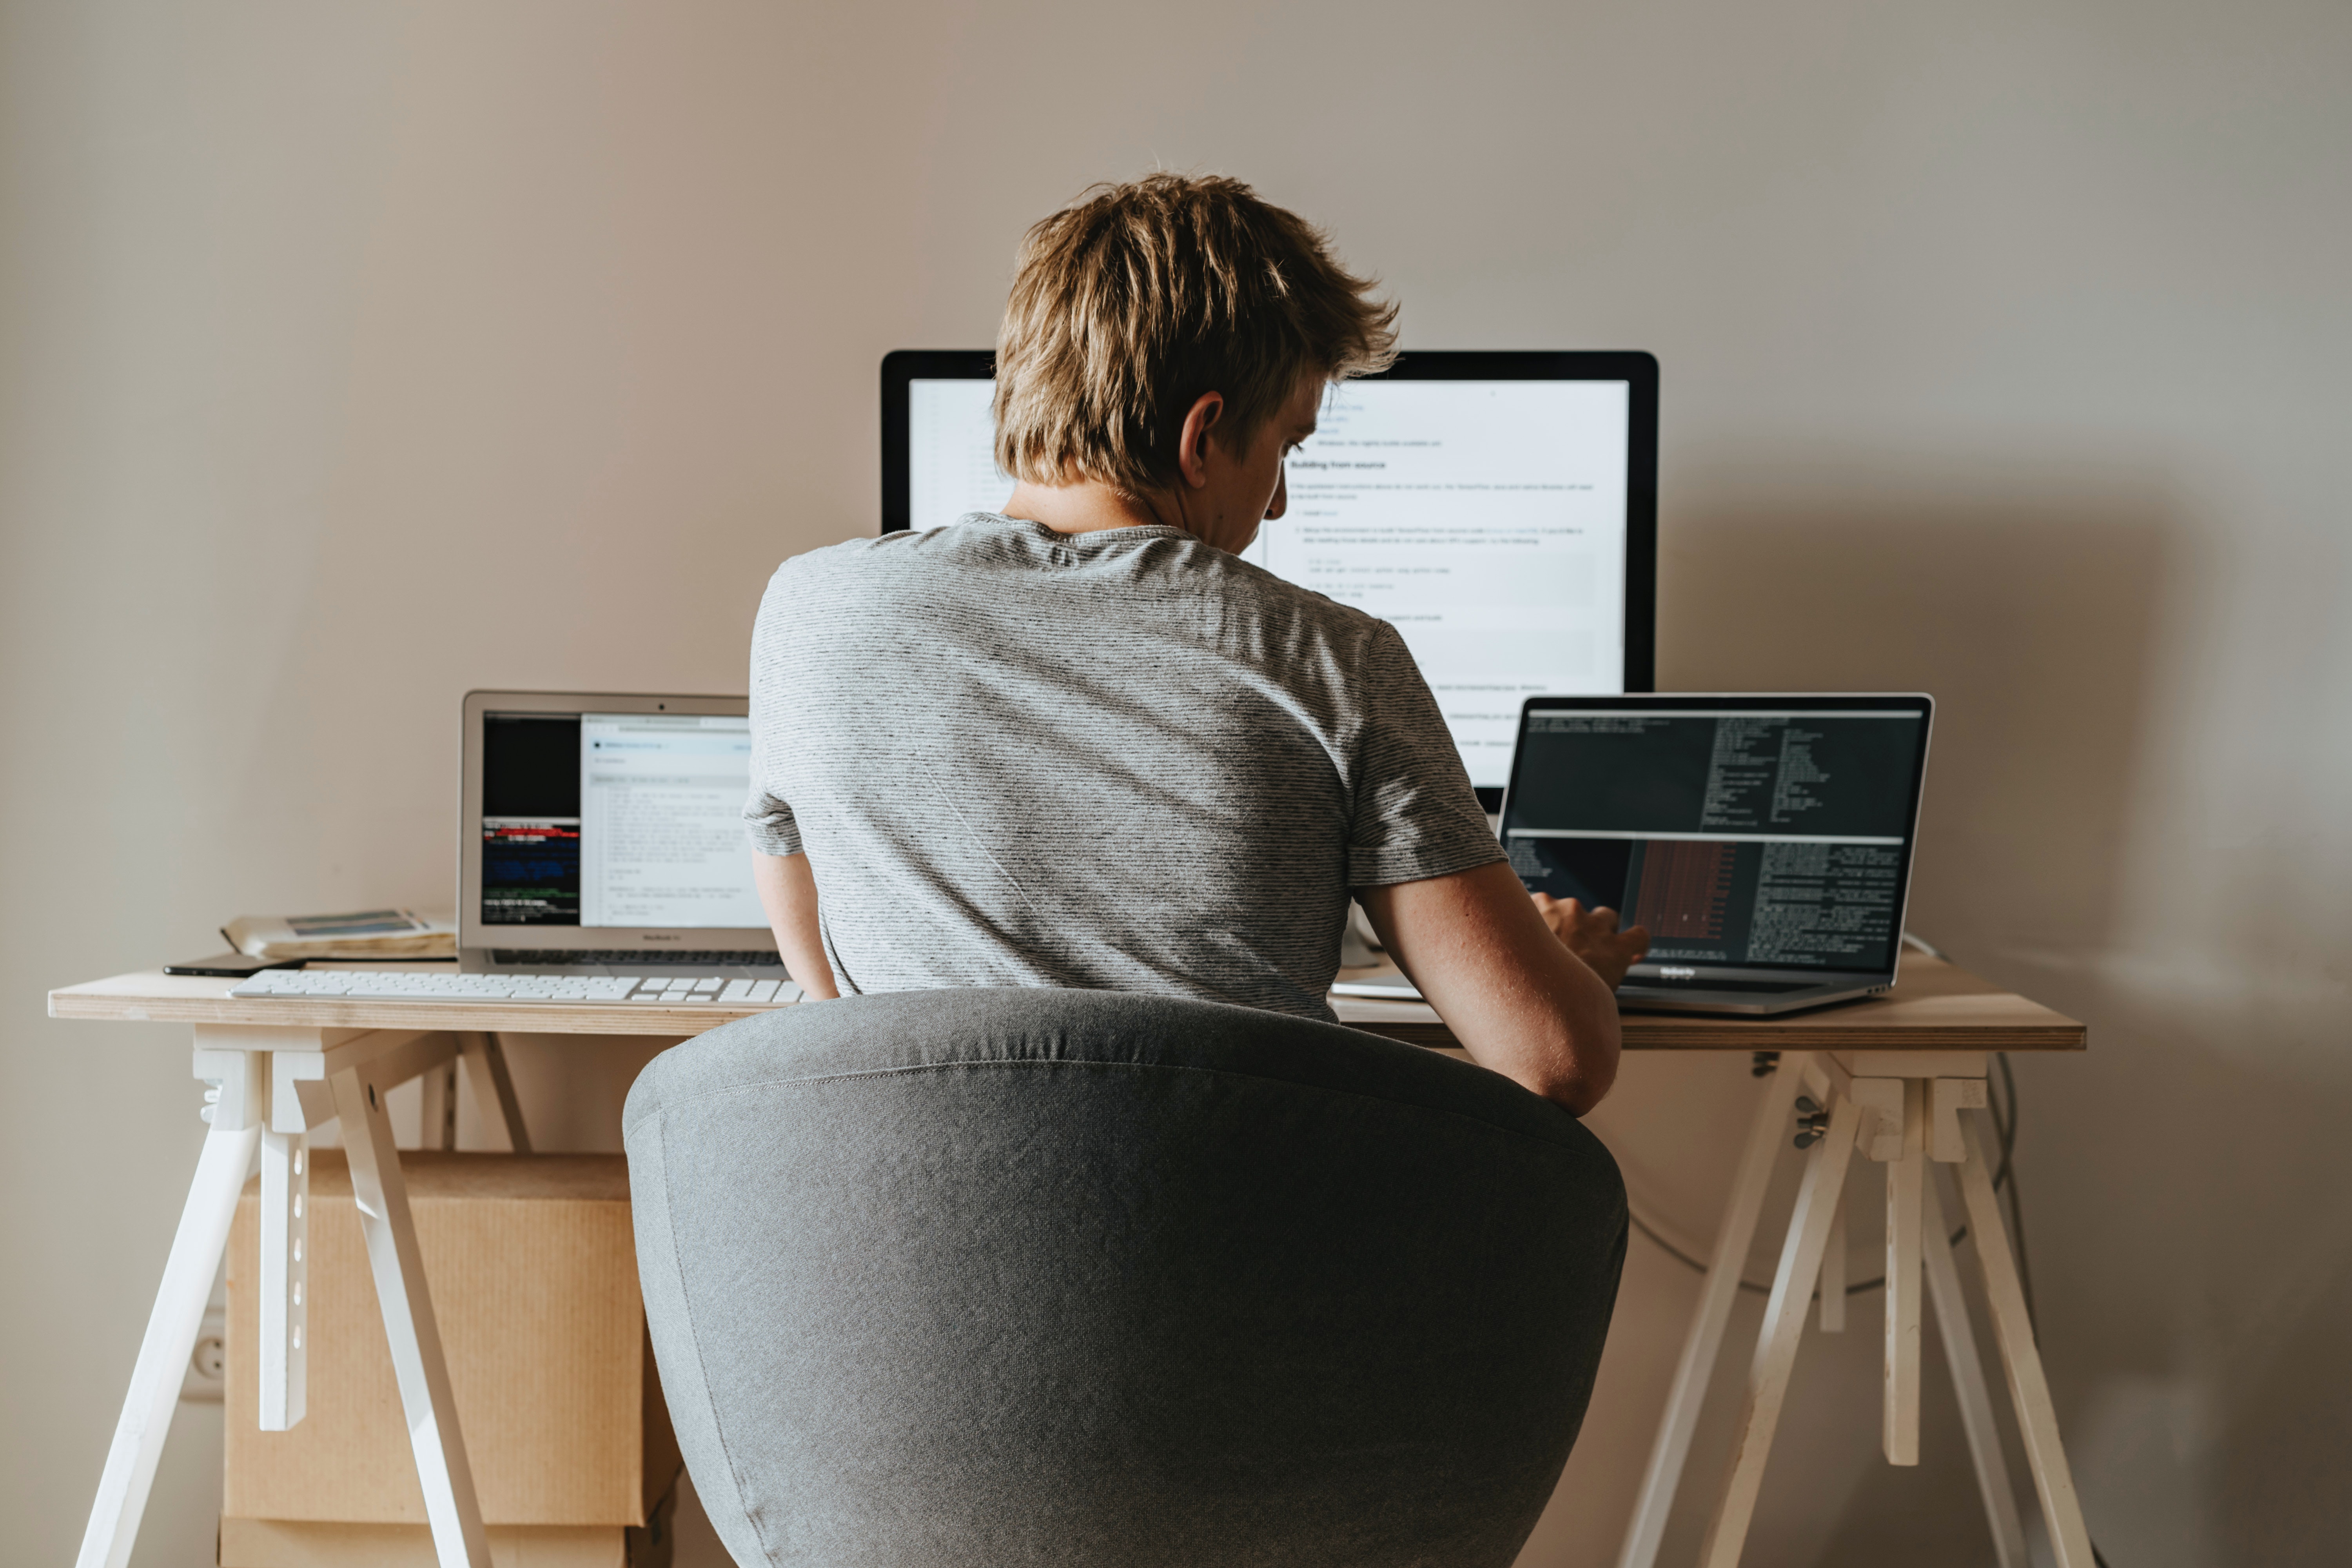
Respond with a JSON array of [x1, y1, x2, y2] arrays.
[[229, 971, 802, 1007]]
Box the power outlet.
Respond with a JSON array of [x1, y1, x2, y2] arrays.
[[182, 1307, 226, 1403]]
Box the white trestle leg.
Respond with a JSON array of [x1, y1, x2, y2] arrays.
[[259, 1127, 309, 1429], [332, 1065, 493, 1568], [77, 1051, 265, 1568]]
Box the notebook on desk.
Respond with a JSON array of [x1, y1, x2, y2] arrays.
[[1335, 693, 1934, 1016]]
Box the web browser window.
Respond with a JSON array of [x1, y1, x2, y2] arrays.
[[573, 713, 764, 928], [908, 378, 1013, 535], [902, 376, 1631, 789]]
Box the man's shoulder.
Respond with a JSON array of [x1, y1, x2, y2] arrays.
[[757, 516, 1395, 655], [757, 522, 980, 612], [770, 524, 951, 578], [1194, 544, 1394, 646]]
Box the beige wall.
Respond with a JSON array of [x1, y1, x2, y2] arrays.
[[5, 2, 2347, 1564]]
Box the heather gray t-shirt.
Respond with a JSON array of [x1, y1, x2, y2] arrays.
[[744, 514, 1504, 1020]]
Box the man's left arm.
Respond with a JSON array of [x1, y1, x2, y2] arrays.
[[753, 851, 840, 1000]]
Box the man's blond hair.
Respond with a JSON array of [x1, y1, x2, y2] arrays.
[[994, 173, 1398, 496]]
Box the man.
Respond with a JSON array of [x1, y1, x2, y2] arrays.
[[746, 173, 1646, 1114]]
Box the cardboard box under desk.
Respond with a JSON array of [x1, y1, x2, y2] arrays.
[[225, 1150, 679, 1553]]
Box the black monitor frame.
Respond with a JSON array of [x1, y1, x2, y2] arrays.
[[881, 348, 1661, 804]]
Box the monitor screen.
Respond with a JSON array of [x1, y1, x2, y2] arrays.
[[479, 711, 765, 929], [886, 351, 1657, 798], [1501, 703, 1930, 973]]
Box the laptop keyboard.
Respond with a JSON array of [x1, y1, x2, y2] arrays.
[[229, 971, 802, 1006]]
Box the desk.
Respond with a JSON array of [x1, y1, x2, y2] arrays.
[[56, 956, 2087, 1568]]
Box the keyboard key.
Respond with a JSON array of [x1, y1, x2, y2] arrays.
[[747, 979, 779, 1003], [720, 980, 755, 1001]]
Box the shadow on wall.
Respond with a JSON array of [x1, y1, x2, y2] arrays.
[[1632, 471, 2176, 1567], [1657, 470, 2171, 969]]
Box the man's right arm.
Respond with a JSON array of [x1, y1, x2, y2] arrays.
[[1356, 861, 1643, 1116]]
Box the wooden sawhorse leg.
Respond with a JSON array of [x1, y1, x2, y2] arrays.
[[80, 1026, 526, 1568], [1679, 1058, 2092, 1568], [1615, 1051, 1816, 1568], [1957, 1111, 2096, 1567], [1924, 1165, 2032, 1568], [1697, 1076, 1867, 1564], [1616, 1054, 2091, 1568]]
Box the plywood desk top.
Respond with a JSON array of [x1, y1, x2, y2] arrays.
[[47, 969, 777, 1038], [50, 955, 2081, 1053]]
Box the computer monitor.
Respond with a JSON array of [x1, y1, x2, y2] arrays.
[[882, 349, 1659, 807], [457, 690, 779, 971]]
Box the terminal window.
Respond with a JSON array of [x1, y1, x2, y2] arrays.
[[1504, 711, 1922, 971], [481, 714, 581, 925]]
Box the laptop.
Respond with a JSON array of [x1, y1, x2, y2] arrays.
[[232, 691, 798, 1006], [1336, 693, 1934, 1015], [456, 690, 784, 976]]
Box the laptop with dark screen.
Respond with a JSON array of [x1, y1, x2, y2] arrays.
[[1336, 693, 1933, 1015]]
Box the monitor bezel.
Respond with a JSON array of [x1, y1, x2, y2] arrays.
[[457, 689, 778, 960], [879, 348, 1662, 754], [1497, 692, 1936, 979]]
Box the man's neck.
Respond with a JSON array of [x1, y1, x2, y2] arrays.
[[1002, 479, 1181, 537]]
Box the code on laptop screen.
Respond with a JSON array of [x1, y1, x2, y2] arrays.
[[1501, 710, 1926, 972]]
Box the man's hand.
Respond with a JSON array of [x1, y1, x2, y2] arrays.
[[1531, 895, 1651, 991]]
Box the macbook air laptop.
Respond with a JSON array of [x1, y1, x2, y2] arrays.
[[458, 690, 785, 977], [1336, 693, 1933, 1015]]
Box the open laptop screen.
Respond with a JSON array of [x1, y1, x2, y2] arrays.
[[480, 711, 764, 930], [1500, 697, 1931, 974]]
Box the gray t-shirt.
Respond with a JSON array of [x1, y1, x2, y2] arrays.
[[744, 514, 1504, 1020]]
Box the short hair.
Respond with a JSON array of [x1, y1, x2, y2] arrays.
[[994, 173, 1399, 496]]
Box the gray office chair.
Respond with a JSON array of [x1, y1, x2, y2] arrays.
[[624, 988, 1626, 1568]]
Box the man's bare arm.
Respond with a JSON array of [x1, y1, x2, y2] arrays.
[[752, 851, 840, 1000], [1356, 862, 1643, 1116]]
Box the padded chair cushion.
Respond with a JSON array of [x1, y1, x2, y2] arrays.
[[625, 987, 1626, 1568]]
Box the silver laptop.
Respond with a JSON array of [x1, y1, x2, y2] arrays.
[[1339, 693, 1933, 1016], [458, 690, 783, 977]]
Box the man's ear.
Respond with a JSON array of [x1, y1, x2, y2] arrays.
[[1175, 391, 1225, 491]]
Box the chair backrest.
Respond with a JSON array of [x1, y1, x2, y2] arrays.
[[624, 987, 1626, 1568]]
